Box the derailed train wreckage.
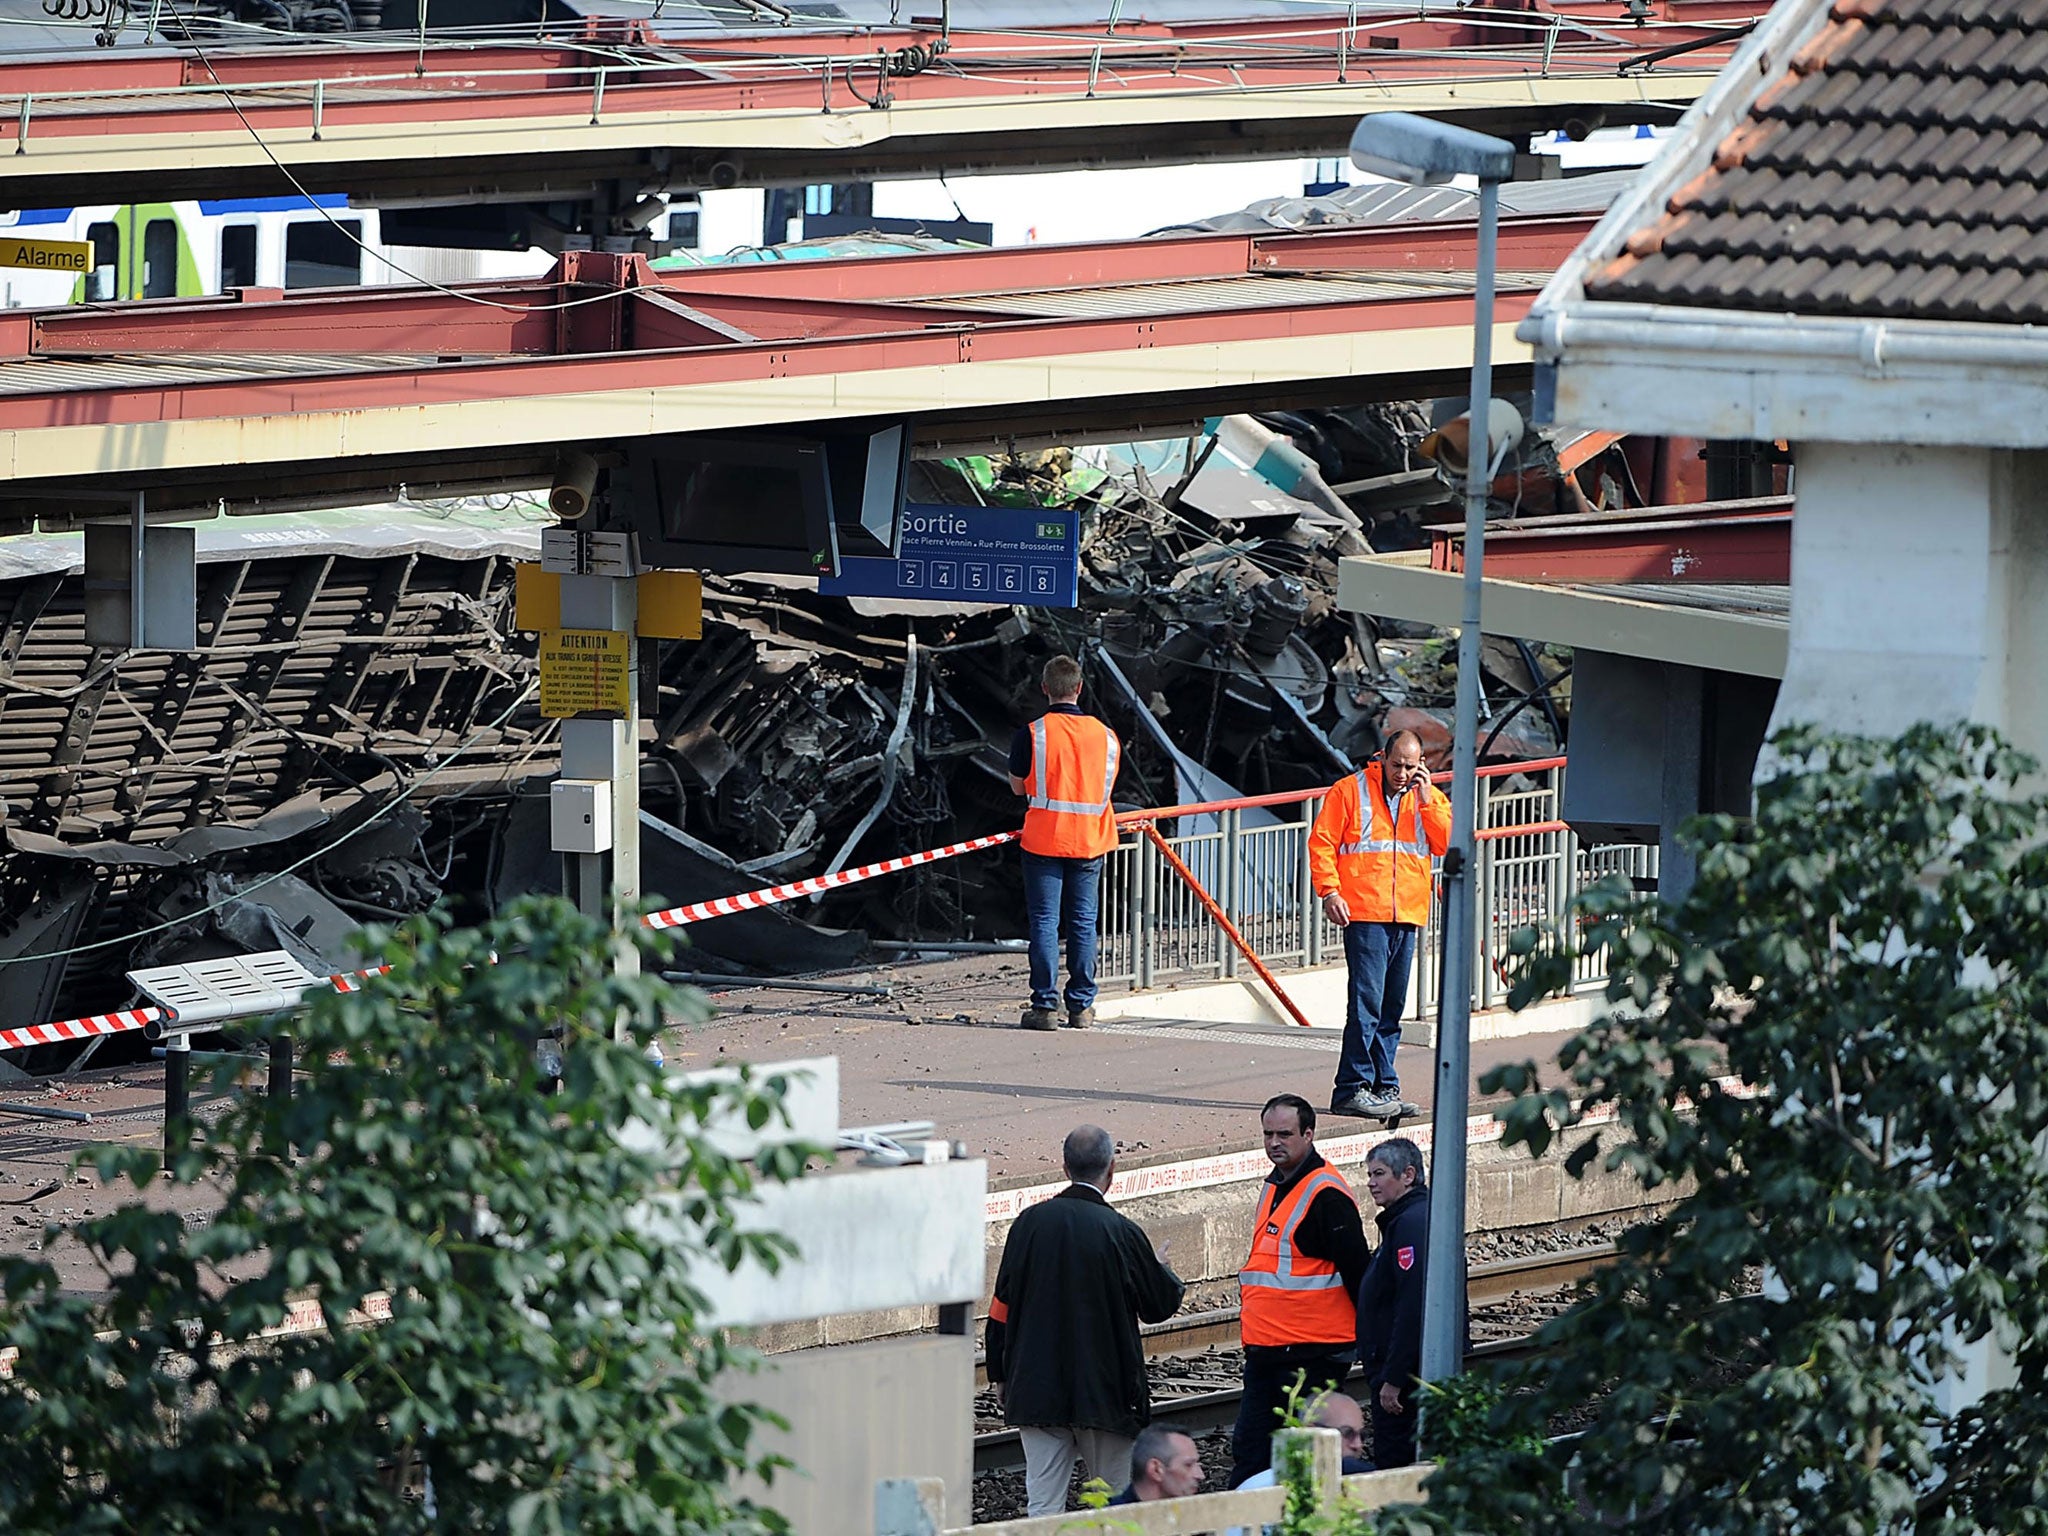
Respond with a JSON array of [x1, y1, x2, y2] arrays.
[[0, 403, 1589, 1058]]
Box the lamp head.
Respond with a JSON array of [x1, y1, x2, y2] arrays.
[[1349, 112, 1517, 186]]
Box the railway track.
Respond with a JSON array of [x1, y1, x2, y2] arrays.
[[973, 1243, 1611, 1476]]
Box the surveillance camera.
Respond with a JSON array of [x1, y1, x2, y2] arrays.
[[549, 450, 600, 521]]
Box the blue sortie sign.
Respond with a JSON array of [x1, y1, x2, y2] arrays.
[[819, 504, 1079, 607]]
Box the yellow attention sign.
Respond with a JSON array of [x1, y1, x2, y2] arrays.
[[0, 237, 92, 274], [538, 628, 632, 719]]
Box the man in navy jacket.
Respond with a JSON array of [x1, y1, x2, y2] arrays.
[[1354, 1137, 1430, 1468]]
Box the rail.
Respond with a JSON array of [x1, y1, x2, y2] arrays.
[[1100, 757, 1654, 1014]]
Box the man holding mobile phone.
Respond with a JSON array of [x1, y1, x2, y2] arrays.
[[1307, 730, 1451, 1119]]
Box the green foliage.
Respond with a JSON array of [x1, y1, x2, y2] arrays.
[[1270, 1374, 1381, 1536], [1414, 723, 2048, 1535], [0, 898, 808, 1536]]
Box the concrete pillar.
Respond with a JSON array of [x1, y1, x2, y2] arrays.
[[1763, 441, 2048, 1417], [1768, 443, 2048, 764], [1658, 663, 1704, 904]]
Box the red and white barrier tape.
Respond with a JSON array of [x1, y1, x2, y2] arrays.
[[0, 969, 393, 1054], [0, 1007, 162, 1055], [0, 830, 1021, 1052], [328, 965, 391, 994], [641, 830, 1021, 931]]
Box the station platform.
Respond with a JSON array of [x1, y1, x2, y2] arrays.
[[0, 952, 1623, 1312], [673, 950, 1590, 1186]]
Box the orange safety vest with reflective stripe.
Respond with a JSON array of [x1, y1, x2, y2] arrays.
[[1239, 1165, 1358, 1347], [1307, 762, 1450, 927], [1020, 713, 1121, 859]]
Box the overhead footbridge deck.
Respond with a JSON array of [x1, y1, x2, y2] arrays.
[[0, 214, 1595, 528], [0, 4, 1768, 208]]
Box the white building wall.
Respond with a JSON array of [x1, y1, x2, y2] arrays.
[[1770, 442, 2048, 767]]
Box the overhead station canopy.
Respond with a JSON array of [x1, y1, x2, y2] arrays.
[[0, 216, 1597, 535], [1336, 501, 1792, 681], [0, 1, 1769, 209]]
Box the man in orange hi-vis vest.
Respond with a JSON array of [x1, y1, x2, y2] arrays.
[[1308, 729, 1452, 1120], [1009, 654, 1122, 1030], [1227, 1092, 1369, 1488]]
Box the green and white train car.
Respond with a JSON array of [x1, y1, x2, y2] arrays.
[[0, 196, 549, 308]]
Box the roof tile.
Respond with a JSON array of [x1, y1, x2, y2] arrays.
[[1583, 0, 2048, 324], [2003, 268, 2048, 319]]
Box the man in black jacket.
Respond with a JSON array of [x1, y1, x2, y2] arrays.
[[986, 1124, 1185, 1516], [1355, 1137, 1429, 1468]]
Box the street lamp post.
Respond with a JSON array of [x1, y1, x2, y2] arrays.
[[1348, 111, 1517, 1407]]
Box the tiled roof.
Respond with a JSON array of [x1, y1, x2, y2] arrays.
[[1586, 0, 2048, 324]]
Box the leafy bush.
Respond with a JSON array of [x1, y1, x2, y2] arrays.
[[1410, 724, 2048, 1535], [0, 898, 807, 1536]]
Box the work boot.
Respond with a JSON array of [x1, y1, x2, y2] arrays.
[[1065, 1007, 1095, 1030], [1020, 1007, 1060, 1031]]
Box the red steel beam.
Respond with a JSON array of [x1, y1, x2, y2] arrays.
[[1431, 499, 1793, 584], [0, 284, 1542, 434], [0, 9, 1769, 150], [19, 218, 1592, 359]]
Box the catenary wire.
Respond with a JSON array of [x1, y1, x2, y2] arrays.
[[157, 0, 674, 315]]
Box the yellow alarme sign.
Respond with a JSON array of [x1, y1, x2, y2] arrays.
[[0, 237, 92, 274], [538, 628, 632, 719]]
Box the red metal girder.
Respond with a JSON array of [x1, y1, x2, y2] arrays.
[[0, 285, 1540, 436], [0, 8, 1769, 152], [1432, 499, 1793, 584], [19, 222, 1579, 359], [660, 217, 1597, 304], [0, 6, 1773, 94], [28, 283, 560, 358], [1250, 216, 1599, 276]]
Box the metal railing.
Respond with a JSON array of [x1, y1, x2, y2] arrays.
[[1098, 758, 1656, 1017]]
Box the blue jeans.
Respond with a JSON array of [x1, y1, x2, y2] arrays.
[[1021, 850, 1103, 1013], [1334, 921, 1417, 1099]]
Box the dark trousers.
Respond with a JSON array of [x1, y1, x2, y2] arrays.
[[1370, 1382, 1419, 1469], [1334, 921, 1418, 1099], [1227, 1346, 1351, 1488], [1022, 850, 1103, 1013]]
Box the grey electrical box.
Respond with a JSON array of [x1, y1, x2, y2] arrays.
[[83, 521, 198, 650], [550, 779, 614, 854]]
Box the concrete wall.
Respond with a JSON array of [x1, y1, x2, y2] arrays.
[[721, 1333, 975, 1536], [1770, 443, 2048, 765], [978, 1119, 1672, 1315], [1764, 440, 2048, 1416], [748, 1116, 1677, 1354]]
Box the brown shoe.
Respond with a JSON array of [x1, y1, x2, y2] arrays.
[[1065, 1008, 1095, 1030], [1020, 1008, 1060, 1031]]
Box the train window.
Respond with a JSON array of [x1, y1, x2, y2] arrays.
[[85, 221, 118, 302], [142, 218, 179, 299], [284, 219, 362, 290], [220, 225, 258, 291]]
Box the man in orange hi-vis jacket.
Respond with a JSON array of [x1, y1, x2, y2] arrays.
[[1009, 654, 1122, 1031], [1308, 729, 1452, 1119]]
